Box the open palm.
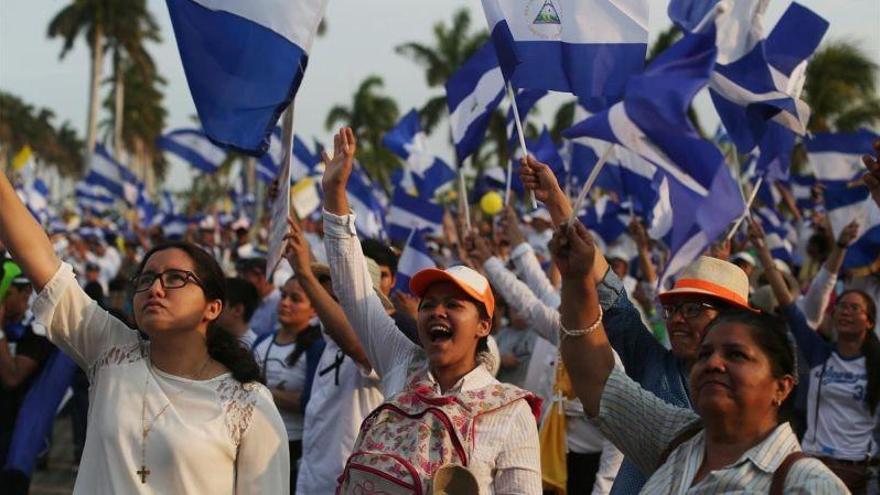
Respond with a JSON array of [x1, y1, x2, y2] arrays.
[[321, 127, 357, 192]]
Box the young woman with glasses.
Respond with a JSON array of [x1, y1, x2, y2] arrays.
[[751, 217, 879, 494], [0, 172, 289, 494]]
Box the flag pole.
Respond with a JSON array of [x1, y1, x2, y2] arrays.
[[459, 164, 471, 232], [726, 175, 763, 241], [694, 1, 729, 33], [505, 81, 537, 209], [267, 103, 295, 275], [567, 144, 615, 226]]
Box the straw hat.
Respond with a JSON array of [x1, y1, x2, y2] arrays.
[[410, 265, 495, 318], [659, 256, 751, 310]]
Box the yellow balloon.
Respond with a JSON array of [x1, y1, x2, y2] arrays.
[[480, 191, 504, 216]]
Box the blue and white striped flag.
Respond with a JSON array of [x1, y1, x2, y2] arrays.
[[75, 181, 115, 216], [158, 128, 227, 174], [347, 164, 387, 240], [383, 110, 457, 200], [754, 206, 794, 263], [506, 89, 547, 149], [824, 182, 880, 271], [482, 0, 648, 97], [395, 229, 436, 295], [387, 187, 444, 243], [166, 0, 328, 155], [85, 145, 140, 205], [257, 128, 322, 183], [805, 129, 879, 182], [445, 41, 506, 163]]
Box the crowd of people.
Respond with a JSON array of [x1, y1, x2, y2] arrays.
[[0, 130, 879, 494]]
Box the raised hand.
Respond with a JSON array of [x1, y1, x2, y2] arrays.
[[321, 128, 357, 214], [392, 291, 419, 320], [499, 205, 526, 247], [628, 218, 649, 250], [519, 156, 560, 203], [747, 218, 768, 251], [464, 231, 495, 267], [862, 138, 880, 208], [837, 221, 860, 248], [283, 216, 312, 276], [549, 221, 596, 281]]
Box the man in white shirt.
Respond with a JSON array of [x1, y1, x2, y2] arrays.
[[216, 278, 260, 349]]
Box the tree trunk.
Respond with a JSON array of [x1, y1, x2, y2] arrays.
[[85, 24, 104, 161], [113, 51, 125, 162]]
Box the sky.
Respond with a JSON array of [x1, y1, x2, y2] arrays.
[[1, 0, 879, 191]]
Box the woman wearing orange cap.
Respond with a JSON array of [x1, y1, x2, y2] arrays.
[[320, 128, 542, 494]]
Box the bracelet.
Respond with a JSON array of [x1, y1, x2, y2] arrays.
[[560, 305, 603, 340]]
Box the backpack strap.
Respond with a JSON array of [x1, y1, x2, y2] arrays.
[[656, 421, 703, 470], [769, 452, 810, 495]]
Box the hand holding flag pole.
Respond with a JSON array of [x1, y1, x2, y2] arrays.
[[505, 82, 537, 209]]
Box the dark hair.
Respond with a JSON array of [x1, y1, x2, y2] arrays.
[[806, 233, 831, 262], [285, 324, 323, 367], [135, 242, 261, 383], [839, 289, 880, 414], [225, 277, 260, 321], [704, 309, 796, 379], [361, 239, 399, 274]]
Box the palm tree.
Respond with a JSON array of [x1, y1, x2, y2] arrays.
[[0, 91, 83, 176], [395, 8, 489, 135], [47, 0, 110, 158], [804, 41, 880, 132], [325, 75, 400, 191]]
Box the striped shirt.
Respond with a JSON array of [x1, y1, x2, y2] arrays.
[[597, 365, 849, 494], [323, 209, 542, 494]]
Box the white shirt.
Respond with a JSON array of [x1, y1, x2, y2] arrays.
[[32, 263, 289, 494], [296, 338, 384, 495], [323, 209, 542, 494], [253, 334, 308, 441]]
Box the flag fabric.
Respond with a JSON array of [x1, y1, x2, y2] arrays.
[[158, 129, 227, 174], [347, 164, 387, 240], [564, 30, 745, 285], [85, 145, 140, 205], [257, 129, 322, 183], [669, 0, 765, 64], [754, 206, 794, 263], [387, 187, 445, 243], [824, 182, 880, 271], [481, 0, 648, 98], [567, 101, 621, 192], [579, 196, 628, 245], [805, 129, 879, 182], [18, 177, 51, 225], [446, 41, 506, 163], [75, 182, 114, 216], [166, 0, 328, 155], [495, 128, 566, 195], [506, 89, 548, 148], [394, 229, 437, 295], [4, 350, 77, 477], [383, 109, 457, 199], [790, 174, 817, 212], [11, 145, 33, 171]]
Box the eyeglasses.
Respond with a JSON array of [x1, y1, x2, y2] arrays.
[[662, 302, 717, 320], [836, 302, 866, 315], [132, 270, 202, 293]]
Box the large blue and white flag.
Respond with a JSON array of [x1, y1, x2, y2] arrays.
[[383, 110, 457, 199], [387, 187, 445, 243], [157, 128, 227, 174], [506, 89, 548, 149], [446, 41, 506, 163], [481, 0, 648, 97], [564, 30, 744, 284], [166, 0, 327, 155], [805, 129, 879, 182], [824, 182, 880, 270], [707, 3, 827, 156], [85, 145, 140, 205], [347, 164, 387, 240], [395, 228, 437, 295]]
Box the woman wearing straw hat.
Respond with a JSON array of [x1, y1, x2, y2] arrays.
[[321, 128, 542, 494], [552, 220, 847, 493]]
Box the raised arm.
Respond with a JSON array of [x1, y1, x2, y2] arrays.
[[284, 216, 371, 371], [629, 219, 657, 285], [748, 218, 795, 307], [797, 222, 858, 328], [502, 206, 561, 308], [0, 172, 60, 290]]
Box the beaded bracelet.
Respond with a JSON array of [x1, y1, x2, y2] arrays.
[[560, 305, 603, 340]]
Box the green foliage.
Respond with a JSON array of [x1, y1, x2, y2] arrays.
[[805, 41, 880, 132]]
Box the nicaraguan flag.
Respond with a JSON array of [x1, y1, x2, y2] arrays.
[[789, 174, 817, 211], [74, 182, 115, 216], [567, 101, 621, 192], [136, 185, 158, 226], [383, 110, 457, 200], [614, 146, 662, 220], [86, 145, 140, 205], [824, 182, 880, 271], [158, 128, 227, 174], [258, 128, 322, 183], [347, 164, 387, 241], [166, 0, 327, 155], [387, 187, 445, 243], [754, 206, 794, 263], [500, 128, 566, 195], [394, 229, 437, 295], [579, 195, 628, 245], [446, 41, 506, 163], [482, 0, 648, 97], [805, 129, 879, 182]]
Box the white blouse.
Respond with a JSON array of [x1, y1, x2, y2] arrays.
[[32, 263, 289, 494]]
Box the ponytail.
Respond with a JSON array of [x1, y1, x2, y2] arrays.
[[285, 325, 322, 367], [206, 325, 262, 384]]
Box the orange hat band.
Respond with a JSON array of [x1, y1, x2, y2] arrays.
[[673, 279, 749, 308]]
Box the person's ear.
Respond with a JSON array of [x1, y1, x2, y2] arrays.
[[773, 375, 796, 406], [205, 299, 223, 322], [476, 316, 492, 339]]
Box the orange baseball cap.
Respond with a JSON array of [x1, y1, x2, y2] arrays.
[[410, 265, 495, 318]]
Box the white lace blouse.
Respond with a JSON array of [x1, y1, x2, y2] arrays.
[[32, 263, 289, 494]]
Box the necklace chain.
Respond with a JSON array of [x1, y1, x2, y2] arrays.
[[137, 353, 212, 484]]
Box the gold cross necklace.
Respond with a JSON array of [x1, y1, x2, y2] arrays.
[[137, 354, 211, 484]]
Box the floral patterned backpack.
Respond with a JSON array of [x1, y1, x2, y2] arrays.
[[337, 362, 541, 495]]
